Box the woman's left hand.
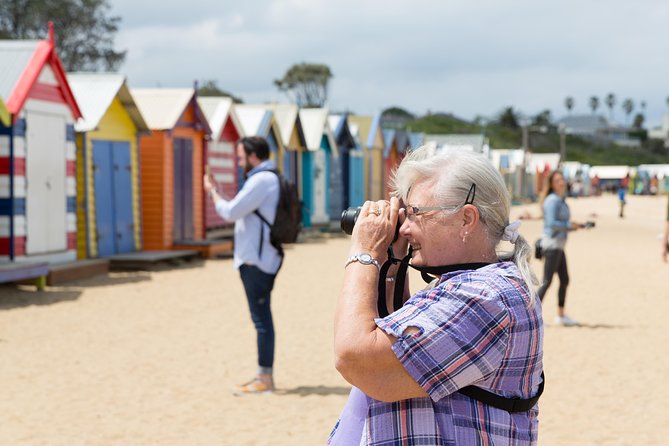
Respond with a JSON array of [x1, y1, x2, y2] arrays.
[[349, 197, 401, 260]]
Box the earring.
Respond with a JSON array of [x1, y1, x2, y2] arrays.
[[462, 232, 468, 243]]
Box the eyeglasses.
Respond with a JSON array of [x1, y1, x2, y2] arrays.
[[465, 183, 476, 205], [404, 184, 476, 218], [404, 204, 459, 217]]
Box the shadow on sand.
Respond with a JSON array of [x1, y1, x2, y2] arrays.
[[0, 284, 82, 310], [277, 385, 351, 397], [550, 322, 631, 330]]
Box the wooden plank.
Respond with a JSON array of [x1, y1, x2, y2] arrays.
[[46, 259, 109, 285], [108, 250, 199, 270], [0, 262, 49, 284], [173, 240, 233, 259]]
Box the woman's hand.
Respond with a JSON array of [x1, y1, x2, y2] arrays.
[[349, 197, 401, 260]]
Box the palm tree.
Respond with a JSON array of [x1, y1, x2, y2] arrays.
[[605, 93, 616, 122], [565, 96, 575, 115], [622, 98, 634, 126], [589, 96, 600, 114], [666, 96, 669, 112]]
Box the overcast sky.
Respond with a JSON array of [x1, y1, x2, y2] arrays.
[[109, 0, 669, 128]]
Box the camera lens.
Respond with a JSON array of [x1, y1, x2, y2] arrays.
[[340, 207, 361, 235]]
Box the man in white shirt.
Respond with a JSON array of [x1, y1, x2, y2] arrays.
[[204, 136, 281, 394]]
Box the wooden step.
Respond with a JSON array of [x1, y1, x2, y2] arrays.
[[108, 250, 200, 270], [0, 262, 49, 290], [47, 259, 110, 286], [172, 239, 234, 259]]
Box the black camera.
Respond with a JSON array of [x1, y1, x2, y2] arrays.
[[581, 221, 596, 229], [340, 206, 402, 243], [340, 207, 361, 235]]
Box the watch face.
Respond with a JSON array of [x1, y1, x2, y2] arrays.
[[358, 253, 373, 263]]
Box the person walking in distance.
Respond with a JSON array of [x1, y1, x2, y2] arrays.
[[537, 170, 583, 326], [203, 136, 281, 394], [662, 194, 669, 262]]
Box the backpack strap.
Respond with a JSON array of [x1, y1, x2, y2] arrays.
[[254, 210, 269, 258], [254, 210, 284, 259], [458, 372, 545, 413]]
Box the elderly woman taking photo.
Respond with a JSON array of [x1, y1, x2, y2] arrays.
[[329, 148, 544, 445]]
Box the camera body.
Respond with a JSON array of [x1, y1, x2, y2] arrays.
[[340, 207, 361, 235], [340, 206, 402, 242]]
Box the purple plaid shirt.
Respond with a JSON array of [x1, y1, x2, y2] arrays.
[[328, 261, 543, 445]]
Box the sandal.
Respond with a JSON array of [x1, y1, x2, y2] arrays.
[[233, 377, 274, 396]]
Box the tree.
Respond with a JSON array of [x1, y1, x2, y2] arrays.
[[274, 62, 332, 107], [632, 113, 645, 129], [564, 96, 575, 114], [532, 109, 553, 128], [0, 0, 126, 71], [381, 107, 415, 120], [605, 93, 616, 121], [497, 106, 519, 129], [589, 96, 599, 114], [380, 107, 415, 129], [622, 98, 634, 126], [197, 79, 243, 103]]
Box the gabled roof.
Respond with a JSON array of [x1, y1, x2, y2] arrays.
[[382, 128, 396, 157], [328, 113, 355, 147], [0, 96, 9, 127], [348, 115, 371, 149], [408, 132, 424, 149], [0, 26, 81, 119], [233, 104, 273, 137], [131, 88, 210, 132], [258, 103, 303, 147], [197, 96, 237, 141], [298, 107, 337, 154], [67, 72, 148, 132]]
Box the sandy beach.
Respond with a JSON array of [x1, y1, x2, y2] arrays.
[[1, 193, 668, 445]]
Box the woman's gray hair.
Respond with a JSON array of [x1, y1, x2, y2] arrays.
[[391, 146, 539, 301]]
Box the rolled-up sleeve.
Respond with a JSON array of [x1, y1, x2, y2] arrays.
[[376, 285, 510, 403]]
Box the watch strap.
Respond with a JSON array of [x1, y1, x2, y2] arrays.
[[345, 253, 381, 271]]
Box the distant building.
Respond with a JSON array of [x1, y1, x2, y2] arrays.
[[423, 134, 489, 155], [556, 114, 641, 148], [648, 115, 669, 148]]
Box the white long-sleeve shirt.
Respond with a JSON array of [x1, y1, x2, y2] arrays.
[[214, 160, 281, 274]]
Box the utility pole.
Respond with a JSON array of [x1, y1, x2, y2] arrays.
[[519, 122, 529, 201], [559, 123, 567, 166]]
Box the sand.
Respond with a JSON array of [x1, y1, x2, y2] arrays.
[[1, 193, 668, 445]]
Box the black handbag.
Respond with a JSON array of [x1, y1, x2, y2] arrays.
[[534, 239, 543, 260]]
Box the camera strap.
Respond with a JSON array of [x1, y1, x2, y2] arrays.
[[376, 251, 544, 412], [377, 246, 490, 318]]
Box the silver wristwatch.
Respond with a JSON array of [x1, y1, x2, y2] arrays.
[[345, 253, 381, 271]]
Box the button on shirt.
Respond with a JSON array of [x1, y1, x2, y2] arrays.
[[328, 262, 544, 446], [213, 160, 281, 274]]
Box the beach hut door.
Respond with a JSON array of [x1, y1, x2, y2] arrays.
[[25, 111, 67, 254], [173, 138, 194, 241], [93, 141, 134, 256]]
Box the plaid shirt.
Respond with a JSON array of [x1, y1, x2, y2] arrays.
[[328, 262, 543, 445]]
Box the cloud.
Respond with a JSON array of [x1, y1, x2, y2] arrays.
[[110, 0, 669, 126]]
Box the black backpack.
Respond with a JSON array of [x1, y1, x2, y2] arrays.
[[254, 169, 302, 258]]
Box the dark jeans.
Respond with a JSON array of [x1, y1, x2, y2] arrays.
[[537, 248, 569, 308], [239, 264, 277, 369]]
